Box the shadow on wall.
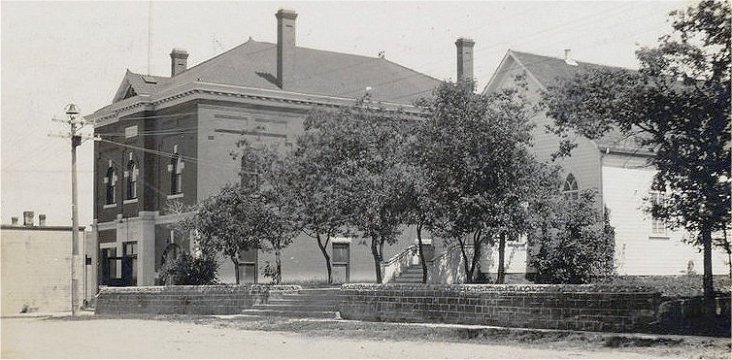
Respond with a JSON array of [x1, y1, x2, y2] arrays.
[[428, 243, 469, 284]]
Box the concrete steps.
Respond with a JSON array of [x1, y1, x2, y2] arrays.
[[241, 287, 342, 319], [392, 264, 427, 284]]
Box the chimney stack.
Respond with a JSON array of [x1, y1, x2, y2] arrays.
[[276, 9, 298, 89], [11, 217, 18, 226], [455, 37, 475, 82], [39, 214, 46, 226], [564, 49, 578, 66], [23, 211, 34, 226], [170, 48, 189, 76]]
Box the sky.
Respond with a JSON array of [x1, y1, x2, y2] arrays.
[[1, 0, 690, 227]]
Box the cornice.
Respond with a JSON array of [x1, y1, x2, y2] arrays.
[[90, 82, 424, 128]]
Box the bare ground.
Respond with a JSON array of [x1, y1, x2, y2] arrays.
[[1, 314, 730, 359]]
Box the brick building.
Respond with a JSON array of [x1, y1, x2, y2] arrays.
[[482, 49, 728, 276], [88, 9, 449, 286]]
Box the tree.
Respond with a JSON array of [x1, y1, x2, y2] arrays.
[[543, 1, 730, 301], [300, 99, 411, 283], [415, 79, 538, 283], [178, 184, 260, 285], [236, 142, 302, 284], [286, 110, 353, 284]]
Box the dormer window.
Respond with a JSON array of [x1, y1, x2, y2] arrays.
[[122, 85, 137, 100]]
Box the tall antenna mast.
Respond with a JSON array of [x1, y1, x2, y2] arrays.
[[147, 1, 152, 75]]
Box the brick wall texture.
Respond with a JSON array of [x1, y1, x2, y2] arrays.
[[340, 284, 661, 333], [95, 285, 300, 315]]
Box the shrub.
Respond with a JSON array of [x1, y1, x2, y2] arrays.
[[529, 191, 615, 284], [160, 252, 219, 285]]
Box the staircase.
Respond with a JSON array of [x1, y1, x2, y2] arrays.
[[392, 264, 426, 284], [240, 288, 342, 319]]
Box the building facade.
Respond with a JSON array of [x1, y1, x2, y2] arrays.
[[482, 49, 728, 275], [88, 10, 448, 286]]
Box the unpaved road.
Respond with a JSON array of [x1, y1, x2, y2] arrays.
[[0, 316, 727, 359]]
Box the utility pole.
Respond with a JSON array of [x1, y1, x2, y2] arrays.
[[64, 103, 82, 316]]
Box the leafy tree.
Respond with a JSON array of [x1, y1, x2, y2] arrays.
[[286, 110, 353, 284], [401, 133, 437, 283], [415, 80, 538, 283], [300, 99, 411, 283], [177, 185, 260, 285], [543, 1, 730, 300], [236, 142, 302, 284]]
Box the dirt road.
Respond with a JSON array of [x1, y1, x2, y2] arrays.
[[0, 316, 726, 358]]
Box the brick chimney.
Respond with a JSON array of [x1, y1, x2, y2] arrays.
[[39, 214, 46, 226], [455, 37, 475, 82], [276, 9, 298, 89], [11, 217, 18, 226], [170, 48, 189, 77], [23, 211, 34, 226]]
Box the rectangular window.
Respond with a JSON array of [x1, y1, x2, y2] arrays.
[[650, 192, 667, 236]]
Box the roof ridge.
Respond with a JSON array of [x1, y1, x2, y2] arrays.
[[509, 49, 631, 71], [173, 38, 268, 80]]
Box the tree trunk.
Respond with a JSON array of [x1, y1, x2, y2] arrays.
[[416, 223, 428, 283], [496, 232, 506, 284], [275, 248, 282, 285], [702, 229, 714, 307], [316, 233, 333, 284], [371, 234, 382, 283], [457, 236, 472, 283], [231, 255, 240, 285], [469, 230, 483, 283]]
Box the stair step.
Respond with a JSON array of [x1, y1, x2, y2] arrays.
[[241, 308, 340, 319], [253, 304, 338, 311]]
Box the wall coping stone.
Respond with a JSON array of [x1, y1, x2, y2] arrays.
[[341, 283, 659, 295], [98, 284, 302, 295]]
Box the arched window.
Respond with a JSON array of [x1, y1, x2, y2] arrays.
[[563, 173, 579, 200], [170, 152, 183, 195], [126, 160, 138, 200], [105, 167, 117, 204]]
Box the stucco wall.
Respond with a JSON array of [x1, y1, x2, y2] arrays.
[[1, 227, 87, 314]]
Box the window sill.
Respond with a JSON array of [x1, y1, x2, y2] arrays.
[[649, 235, 670, 240], [103, 204, 117, 209], [167, 193, 184, 200], [123, 198, 139, 205]]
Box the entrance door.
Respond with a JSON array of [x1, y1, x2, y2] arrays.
[[332, 243, 350, 283], [238, 248, 258, 283], [123, 242, 138, 285]]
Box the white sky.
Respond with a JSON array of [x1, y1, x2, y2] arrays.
[[1, 0, 690, 226]]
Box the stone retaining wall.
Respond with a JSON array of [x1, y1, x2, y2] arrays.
[[95, 285, 300, 315], [340, 284, 661, 332]]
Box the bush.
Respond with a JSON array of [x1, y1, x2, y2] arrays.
[[529, 191, 615, 284], [160, 252, 219, 285]]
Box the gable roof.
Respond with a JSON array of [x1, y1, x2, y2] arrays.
[[112, 70, 171, 103], [116, 39, 440, 106], [487, 50, 650, 155]]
